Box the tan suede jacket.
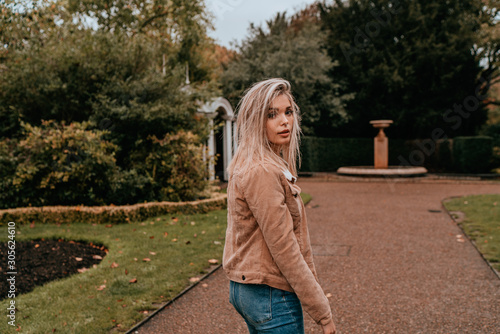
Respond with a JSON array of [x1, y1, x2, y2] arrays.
[[223, 162, 333, 326]]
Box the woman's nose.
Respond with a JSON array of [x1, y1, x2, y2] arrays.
[[280, 113, 288, 125]]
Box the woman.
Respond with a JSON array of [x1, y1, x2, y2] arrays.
[[223, 78, 336, 334]]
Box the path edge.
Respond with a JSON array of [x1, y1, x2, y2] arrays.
[[125, 264, 223, 334], [441, 196, 500, 280]]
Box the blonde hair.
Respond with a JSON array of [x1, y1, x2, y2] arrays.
[[228, 78, 302, 176]]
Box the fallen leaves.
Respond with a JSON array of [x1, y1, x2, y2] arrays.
[[97, 284, 106, 291], [75, 257, 83, 262], [129, 278, 137, 283], [208, 259, 218, 264], [149, 252, 157, 255], [110, 262, 119, 268], [93, 255, 103, 260], [456, 234, 465, 243], [189, 277, 200, 283], [142, 258, 151, 262]]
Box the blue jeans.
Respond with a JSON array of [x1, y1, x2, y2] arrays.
[[229, 280, 305, 334]]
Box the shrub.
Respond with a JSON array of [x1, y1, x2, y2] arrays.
[[106, 168, 155, 206], [0, 121, 118, 209], [453, 136, 493, 173], [300, 137, 373, 172], [131, 130, 210, 202], [0, 193, 227, 226]]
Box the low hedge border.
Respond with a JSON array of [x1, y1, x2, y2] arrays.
[[0, 193, 227, 226]]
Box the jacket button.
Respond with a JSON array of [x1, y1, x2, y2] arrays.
[[242, 275, 246, 281]]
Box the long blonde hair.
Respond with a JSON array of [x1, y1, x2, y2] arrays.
[[228, 78, 302, 177]]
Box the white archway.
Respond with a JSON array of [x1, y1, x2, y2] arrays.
[[197, 97, 236, 181]]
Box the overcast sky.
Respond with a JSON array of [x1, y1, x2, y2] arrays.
[[206, 0, 319, 48]]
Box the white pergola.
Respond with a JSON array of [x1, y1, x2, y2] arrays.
[[197, 97, 236, 181]]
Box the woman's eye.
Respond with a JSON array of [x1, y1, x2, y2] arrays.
[[286, 109, 293, 116], [267, 112, 277, 119]]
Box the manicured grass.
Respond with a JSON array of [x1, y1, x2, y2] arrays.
[[443, 194, 500, 272], [0, 210, 227, 333]]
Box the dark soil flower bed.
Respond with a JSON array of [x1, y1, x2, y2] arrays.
[[0, 239, 107, 299]]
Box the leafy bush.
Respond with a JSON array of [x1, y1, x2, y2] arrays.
[[0, 121, 118, 209], [106, 168, 155, 206], [132, 130, 210, 202], [300, 137, 372, 172], [453, 136, 493, 173], [0, 193, 227, 226]]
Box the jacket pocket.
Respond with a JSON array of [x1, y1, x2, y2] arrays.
[[286, 183, 302, 219]]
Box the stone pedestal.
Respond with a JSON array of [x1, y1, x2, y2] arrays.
[[370, 120, 393, 169]]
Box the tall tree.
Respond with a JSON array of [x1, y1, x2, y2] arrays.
[[0, 0, 218, 166], [320, 0, 490, 138], [221, 6, 353, 136], [474, 0, 500, 108]]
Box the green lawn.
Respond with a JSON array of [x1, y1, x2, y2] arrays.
[[0, 210, 227, 333], [443, 194, 500, 272], [0, 192, 312, 333]]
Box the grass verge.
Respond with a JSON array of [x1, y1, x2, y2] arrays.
[[0, 210, 227, 333], [443, 194, 500, 272]]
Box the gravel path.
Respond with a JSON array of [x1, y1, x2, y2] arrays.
[[132, 179, 500, 334]]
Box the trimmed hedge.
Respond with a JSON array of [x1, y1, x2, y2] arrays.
[[453, 136, 493, 173], [300, 137, 372, 172], [0, 193, 227, 226], [300, 136, 494, 173]]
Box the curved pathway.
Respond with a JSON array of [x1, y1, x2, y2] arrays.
[[134, 178, 500, 334]]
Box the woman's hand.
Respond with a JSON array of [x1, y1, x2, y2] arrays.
[[322, 320, 336, 334]]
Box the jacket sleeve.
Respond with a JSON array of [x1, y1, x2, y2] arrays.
[[241, 164, 333, 326]]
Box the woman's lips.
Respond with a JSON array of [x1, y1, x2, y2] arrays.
[[278, 130, 290, 137]]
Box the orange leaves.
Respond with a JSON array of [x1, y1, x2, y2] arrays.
[[110, 262, 119, 268], [129, 278, 138, 283], [208, 259, 218, 265]]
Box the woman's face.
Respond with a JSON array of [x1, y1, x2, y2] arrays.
[[266, 94, 294, 147]]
